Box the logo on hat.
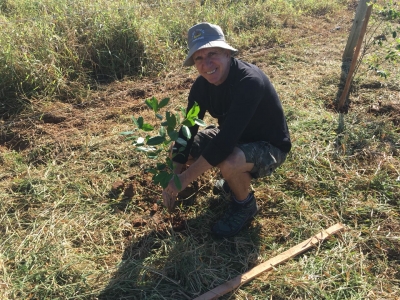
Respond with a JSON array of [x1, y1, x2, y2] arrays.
[[192, 29, 204, 43]]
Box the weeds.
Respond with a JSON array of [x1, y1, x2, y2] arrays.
[[1, 0, 345, 115], [1, 0, 400, 299]]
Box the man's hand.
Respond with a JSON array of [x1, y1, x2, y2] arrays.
[[162, 173, 185, 212], [162, 189, 176, 212], [161, 157, 210, 212], [161, 163, 184, 212]]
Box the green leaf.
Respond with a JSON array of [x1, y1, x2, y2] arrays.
[[168, 130, 179, 141], [182, 118, 194, 127], [176, 138, 187, 147], [393, 31, 397, 38], [145, 97, 158, 112], [142, 123, 154, 131], [147, 149, 162, 158], [146, 169, 157, 174], [120, 131, 135, 136], [173, 174, 182, 190], [186, 102, 200, 119], [166, 111, 177, 130], [156, 163, 167, 170], [153, 171, 173, 189], [136, 146, 157, 152], [182, 125, 191, 139], [158, 97, 170, 109], [194, 118, 206, 127], [166, 157, 174, 169], [137, 116, 144, 129], [159, 126, 166, 137], [147, 136, 166, 145], [183, 102, 200, 127], [156, 113, 163, 120]]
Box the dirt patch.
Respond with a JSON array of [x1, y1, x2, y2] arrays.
[[369, 101, 400, 126], [0, 130, 30, 151], [41, 113, 67, 124]]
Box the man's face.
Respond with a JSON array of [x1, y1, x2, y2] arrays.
[[192, 47, 231, 86]]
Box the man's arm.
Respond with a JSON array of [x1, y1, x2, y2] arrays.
[[172, 162, 184, 174], [179, 155, 212, 188], [162, 156, 212, 211]]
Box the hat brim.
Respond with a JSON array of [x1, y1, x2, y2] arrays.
[[183, 40, 238, 67]]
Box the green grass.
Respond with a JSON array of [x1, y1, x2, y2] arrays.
[[1, 0, 400, 299], [0, 0, 346, 115]]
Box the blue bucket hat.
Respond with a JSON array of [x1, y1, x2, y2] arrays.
[[183, 22, 238, 66]]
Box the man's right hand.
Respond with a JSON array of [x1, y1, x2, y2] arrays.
[[162, 189, 176, 212], [162, 173, 183, 212]]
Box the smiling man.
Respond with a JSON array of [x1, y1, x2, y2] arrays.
[[162, 22, 291, 238]]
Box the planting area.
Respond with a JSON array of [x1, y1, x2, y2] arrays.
[[1, 1, 400, 299]]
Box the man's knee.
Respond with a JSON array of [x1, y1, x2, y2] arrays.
[[219, 148, 247, 176]]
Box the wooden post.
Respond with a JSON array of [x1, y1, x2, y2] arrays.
[[194, 223, 345, 300], [342, 0, 371, 61], [338, 4, 373, 110]]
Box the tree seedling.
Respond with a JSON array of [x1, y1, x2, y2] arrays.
[[121, 96, 205, 189]]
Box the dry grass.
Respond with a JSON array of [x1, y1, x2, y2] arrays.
[[1, 1, 400, 299]]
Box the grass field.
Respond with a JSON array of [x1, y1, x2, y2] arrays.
[[1, 0, 400, 299]]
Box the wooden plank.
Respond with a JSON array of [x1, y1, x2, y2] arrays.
[[338, 3, 373, 109], [194, 223, 345, 300]]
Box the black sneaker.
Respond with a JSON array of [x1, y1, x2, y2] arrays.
[[211, 192, 258, 238], [212, 179, 231, 198]]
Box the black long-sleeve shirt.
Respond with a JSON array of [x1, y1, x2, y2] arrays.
[[173, 58, 291, 166]]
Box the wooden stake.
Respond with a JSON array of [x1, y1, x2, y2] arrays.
[[338, 4, 373, 110], [194, 223, 345, 300], [342, 0, 371, 61]]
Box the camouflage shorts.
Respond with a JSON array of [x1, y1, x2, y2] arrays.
[[190, 126, 288, 178]]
